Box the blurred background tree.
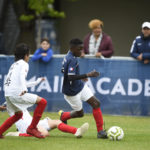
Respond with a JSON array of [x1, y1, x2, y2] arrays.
[[0, 0, 79, 54], [18, 0, 65, 48]]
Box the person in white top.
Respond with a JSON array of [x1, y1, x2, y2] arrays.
[[0, 43, 47, 139], [5, 109, 89, 138]]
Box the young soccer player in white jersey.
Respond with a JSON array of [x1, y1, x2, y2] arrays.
[[0, 43, 47, 139], [6, 109, 89, 138]]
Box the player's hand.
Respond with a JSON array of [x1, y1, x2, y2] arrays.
[[39, 77, 45, 81], [87, 70, 100, 77], [82, 78, 88, 82], [0, 106, 6, 111], [41, 53, 47, 56], [36, 77, 45, 83], [137, 53, 143, 61], [41, 77, 45, 81], [144, 59, 150, 64], [20, 91, 27, 96], [80, 52, 85, 58], [95, 52, 101, 57]]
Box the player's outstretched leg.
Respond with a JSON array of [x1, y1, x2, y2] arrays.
[[27, 98, 47, 138], [74, 123, 89, 138], [57, 122, 89, 138], [0, 112, 23, 139]]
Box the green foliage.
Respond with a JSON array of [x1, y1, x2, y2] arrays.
[[19, 0, 65, 22], [20, 14, 34, 22], [0, 112, 150, 150]]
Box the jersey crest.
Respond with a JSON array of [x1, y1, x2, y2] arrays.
[[69, 67, 74, 71]]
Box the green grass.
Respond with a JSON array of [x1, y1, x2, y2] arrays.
[[0, 112, 150, 150]]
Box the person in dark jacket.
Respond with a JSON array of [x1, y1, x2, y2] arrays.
[[32, 38, 53, 62], [130, 22, 150, 64], [82, 19, 114, 58]]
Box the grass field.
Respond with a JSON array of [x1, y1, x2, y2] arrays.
[[0, 112, 150, 150]]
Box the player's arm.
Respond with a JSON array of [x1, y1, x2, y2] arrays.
[[20, 63, 28, 96], [68, 70, 100, 81], [130, 39, 140, 59], [32, 49, 42, 61], [0, 105, 6, 111], [41, 49, 53, 62], [26, 77, 45, 87], [68, 74, 87, 81]]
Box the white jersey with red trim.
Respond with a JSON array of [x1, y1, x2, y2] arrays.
[[14, 110, 51, 133], [4, 59, 29, 96]]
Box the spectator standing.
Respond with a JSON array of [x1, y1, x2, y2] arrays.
[[82, 19, 114, 58], [130, 22, 150, 64], [32, 38, 53, 62], [130, 21, 150, 116]]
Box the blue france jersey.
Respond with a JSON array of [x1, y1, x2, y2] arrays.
[[61, 51, 84, 96]]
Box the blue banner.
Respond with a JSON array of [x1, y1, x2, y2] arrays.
[[0, 56, 150, 116]]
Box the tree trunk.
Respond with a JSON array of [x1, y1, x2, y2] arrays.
[[36, 15, 42, 48]]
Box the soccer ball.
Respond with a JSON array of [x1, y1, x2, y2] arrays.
[[107, 126, 124, 141]]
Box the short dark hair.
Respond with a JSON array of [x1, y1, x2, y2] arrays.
[[14, 43, 30, 61], [69, 38, 83, 48], [41, 38, 50, 44]]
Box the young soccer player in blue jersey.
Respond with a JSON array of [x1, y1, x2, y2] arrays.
[[60, 38, 107, 139]]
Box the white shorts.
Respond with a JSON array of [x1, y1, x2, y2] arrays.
[[64, 84, 93, 111], [6, 93, 37, 115], [15, 110, 51, 133], [38, 117, 51, 131], [16, 117, 51, 133]]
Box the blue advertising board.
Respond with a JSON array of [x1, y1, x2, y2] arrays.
[[0, 55, 150, 116]]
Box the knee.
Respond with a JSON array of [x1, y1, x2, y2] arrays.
[[39, 98, 47, 106], [15, 112, 23, 119], [77, 111, 84, 117], [93, 99, 100, 108], [97, 100, 100, 107]]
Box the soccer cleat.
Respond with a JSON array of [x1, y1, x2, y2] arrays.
[[0, 134, 4, 139], [27, 127, 45, 139], [5, 132, 20, 136], [58, 110, 67, 124], [97, 130, 108, 139], [74, 122, 89, 138]]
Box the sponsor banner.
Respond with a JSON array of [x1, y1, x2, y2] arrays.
[[0, 56, 150, 116]]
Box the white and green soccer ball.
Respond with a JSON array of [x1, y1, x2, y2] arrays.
[[107, 126, 124, 141]]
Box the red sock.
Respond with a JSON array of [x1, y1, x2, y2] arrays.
[[19, 133, 32, 137], [28, 98, 47, 129], [57, 123, 77, 134], [61, 112, 71, 121], [93, 108, 103, 132], [0, 113, 23, 135]]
